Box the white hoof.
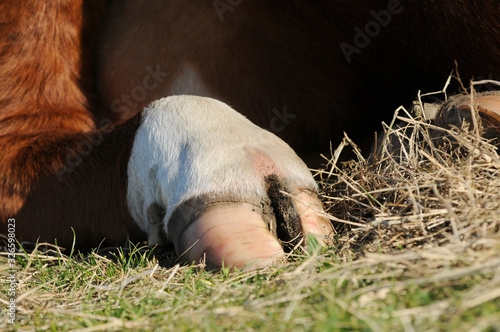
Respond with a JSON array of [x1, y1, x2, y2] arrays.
[[127, 95, 333, 269]]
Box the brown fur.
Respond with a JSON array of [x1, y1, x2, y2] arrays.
[[1, 0, 499, 250], [0, 0, 143, 250]]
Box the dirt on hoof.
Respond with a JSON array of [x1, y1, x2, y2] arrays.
[[264, 174, 302, 251]]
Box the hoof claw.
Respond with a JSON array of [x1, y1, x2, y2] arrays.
[[434, 92, 500, 141]]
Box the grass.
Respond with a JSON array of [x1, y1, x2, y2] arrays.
[[1, 240, 498, 331], [1, 82, 500, 331]]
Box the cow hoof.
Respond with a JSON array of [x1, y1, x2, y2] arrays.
[[127, 96, 333, 270], [434, 91, 500, 141], [171, 201, 286, 270]]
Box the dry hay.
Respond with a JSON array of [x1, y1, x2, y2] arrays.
[[317, 81, 500, 262]]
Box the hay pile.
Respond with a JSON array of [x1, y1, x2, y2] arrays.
[[317, 83, 500, 262]]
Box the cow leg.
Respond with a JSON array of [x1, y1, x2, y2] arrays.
[[126, 96, 333, 270]]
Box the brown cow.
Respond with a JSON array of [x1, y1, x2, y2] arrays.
[[1, 0, 499, 269]]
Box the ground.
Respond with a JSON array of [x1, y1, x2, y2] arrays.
[[1, 83, 500, 331]]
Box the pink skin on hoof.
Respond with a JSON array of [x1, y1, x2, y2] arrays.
[[251, 152, 278, 176], [178, 203, 285, 270], [293, 191, 334, 247]]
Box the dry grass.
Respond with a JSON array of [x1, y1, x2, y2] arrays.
[[317, 89, 500, 257], [1, 82, 500, 331]]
